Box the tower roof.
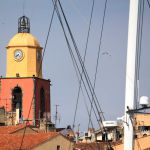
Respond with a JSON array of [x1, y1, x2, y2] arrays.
[[7, 33, 41, 48]]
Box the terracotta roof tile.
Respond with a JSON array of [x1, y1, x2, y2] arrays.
[[0, 132, 59, 150], [75, 142, 105, 150], [0, 124, 26, 134]]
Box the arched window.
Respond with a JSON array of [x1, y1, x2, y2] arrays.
[[12, 86, 22, 117], [40, 88, 45, 118]]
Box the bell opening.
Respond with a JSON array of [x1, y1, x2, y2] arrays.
[[18, 16, 30, 33]]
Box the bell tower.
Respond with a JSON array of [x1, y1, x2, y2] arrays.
[[6, 16, 42, 78], [0, 16, 51, 127]]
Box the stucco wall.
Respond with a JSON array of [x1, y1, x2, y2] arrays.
[[135, 114, 150, 127], [0, 77, 51, 126], [31, 134, 74, 150], [35, 78, 51, 125], [0, 78, 34, 123], [113, 136, 150, 150]]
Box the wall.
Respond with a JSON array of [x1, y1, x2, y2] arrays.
[[0, 78, 34, 124], [0, 77, 51, 126], [135, 114, 150, 127], [35, 78, 51, 126], [113, 136, 150, 150], [31, 134, 74, 150]]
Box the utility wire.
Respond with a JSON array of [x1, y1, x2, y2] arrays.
[[55, 6, 113, 150], [38, 0, 57, 77], [55, 1, 112, 148], [134, 0, 145, 110], [19, 0, 57, 149], [52, 3, 103, 150], [73, 0, 95, 130], [137, 0, 144, 86], [147, 0, 150, 8], [51, 0, 100, 125], [68, 35, 96, 134], [88, 0, 108, 129], [134, 0, 141, 111], [57, 0, 105, 124], [23, 0, 25, 15], [51, 0, 102, 130], [132, 1, 145, 147], [88, 0, 113, 149]]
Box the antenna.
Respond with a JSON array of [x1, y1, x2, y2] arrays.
[[54, 104, 60, 128], [22, 0, 25, 15]]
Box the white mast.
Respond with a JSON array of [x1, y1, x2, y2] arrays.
[[124, 0, 139, 149]]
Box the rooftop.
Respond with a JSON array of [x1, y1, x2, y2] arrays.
[[75, 142, 105, 150], [0, 124, 26, 134], [0, 132, 59, 150], [7, 33, 41, 48]]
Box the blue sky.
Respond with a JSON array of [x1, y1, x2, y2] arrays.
[[0, 0, 150, 131]]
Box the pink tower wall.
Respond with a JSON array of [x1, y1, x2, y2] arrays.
[[0, 77, 51, 126], [34, 78, 51, 125]]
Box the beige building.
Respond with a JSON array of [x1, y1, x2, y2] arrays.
[[31, 133, 74, 150], [134, 114, 150, 137], [113, 135, 150, 150], [112, 114, 150, 150]]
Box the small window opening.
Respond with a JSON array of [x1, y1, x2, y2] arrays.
[[12, 86, 22, 118], [40, 88, 45, 118], [57, 145, 60, 150]]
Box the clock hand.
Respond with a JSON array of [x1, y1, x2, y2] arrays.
[[16, 54, 19, 57]]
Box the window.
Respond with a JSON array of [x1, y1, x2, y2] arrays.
[[57, 145, 60, 150], [40, 88, 45, 118], [12, 86, 22, 117], [138, 126, 150, 131]]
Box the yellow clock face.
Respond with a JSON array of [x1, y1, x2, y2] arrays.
[[14, 49, 24, 61]]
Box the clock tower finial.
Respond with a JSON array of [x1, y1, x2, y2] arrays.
[[18, 16, 30, 33]]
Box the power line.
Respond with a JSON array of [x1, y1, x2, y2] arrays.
[[84, 0, 112, 148], [19, 0, 57, 149], [38, 0, 57, 77], [54, 104, 60, 127], [22, 0, 26, 15], [88, 0, 113, 148], [51, 0, 100, 122], [51, 3, 105, 150], [54, 6, 113, 148], [53, 3, 112, 149], [134, 0, 145, 110], [73, 0, 95, 131], [51, 0, 100, 126], [57, 0, 105, 124], [88, 0, 108, 129], [147, 0, 150, 8]]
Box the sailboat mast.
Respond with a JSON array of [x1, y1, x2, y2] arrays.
[[124, 0, 139, 149]]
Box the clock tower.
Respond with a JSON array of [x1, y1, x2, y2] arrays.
[[0, 16, 51, 127], [6, 16, 42, 78]]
